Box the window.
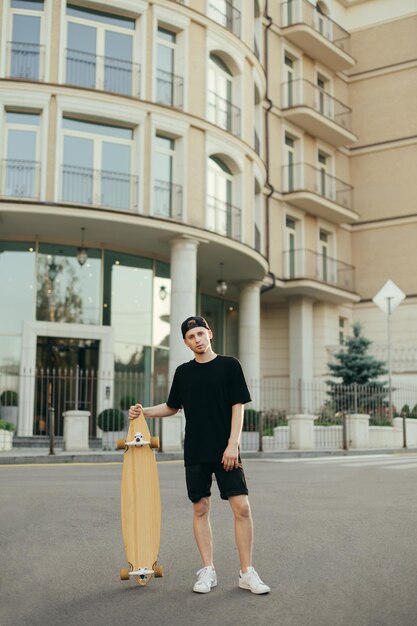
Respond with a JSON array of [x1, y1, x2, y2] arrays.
[[65, 5, 138, 96], [254, 85, 262, 155], [3, 111, 41, 198], [284, 132, 300, 191], [254, 179, 262, 252], [339, 316, 346, 345], [153, 135, 182, 219], [317, 149, 334, 199], [254, 1, 261, 59], [61, 118, 136, 210], [207, 156, 239, 239], [208, 0, 241, 37], [208, 54, 240, 136], [318, 228, 335, 283], [285, 215, 299, 278], [156, 27, 182, 108], [9, 0, 44, 80]]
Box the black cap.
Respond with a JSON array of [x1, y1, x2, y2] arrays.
[[181, 316, 211, 338]]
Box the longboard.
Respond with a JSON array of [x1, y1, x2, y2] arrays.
[[117, 411, 163, 586]]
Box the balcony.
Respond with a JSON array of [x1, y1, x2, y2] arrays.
[[280, 0, 355, 72], [283, 248, 355, 293], [153, 180, 183, 221], [61, 165, 138, 211], [7, 42, 45, 81], [282, 162, 357, 224], [208, 91, 241, 137], [208, 1, 241, 37], [281, 79, 356, 147], [65, 49, 141, 97], [156, 69, 184, 109], [1, 159, 41, 200], [206, 195, 241, 241]]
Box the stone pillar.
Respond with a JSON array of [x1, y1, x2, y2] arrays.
[[163, 237, 199, 452], [346, 413, 370, 449], [239, 281, 261, 394], [63, 410, 90, 451], [288, 297, 314, 413], [287, 414, 317, 450]]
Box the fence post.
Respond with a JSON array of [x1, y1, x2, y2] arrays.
[[258, 411, 264, 452], [342, 413, 348, 450], [402, 414, 407, 449], [48, 378, 55, 456]]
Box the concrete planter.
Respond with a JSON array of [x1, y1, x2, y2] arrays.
[[0, 429, 13, 451], [102, 430, 125, 450]]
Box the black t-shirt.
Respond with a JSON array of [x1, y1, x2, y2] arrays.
[[166, 355, 251, 465]]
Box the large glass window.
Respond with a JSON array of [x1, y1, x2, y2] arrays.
[[66, 5, 137, 96], [201, 295, 239, 357], [9, 0, 44, 80], [36, 244, 101, 325], [207, 156, 233, 237], [156, 27, 179, 106], [208, 54, 240, 136], [3, 111, 40, 199], [154, 135, 181, 219], [61, 117, 135, 210]]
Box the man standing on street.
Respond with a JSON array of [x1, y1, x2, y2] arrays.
[[129, 315, 270, 595]]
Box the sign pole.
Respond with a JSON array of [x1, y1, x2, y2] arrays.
[[386, 296, 392, 422]]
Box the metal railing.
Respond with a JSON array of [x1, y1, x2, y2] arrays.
[[153, 180, 183, 221], [281, 79, 352, 131], [282, 248, 355, 292], [282, 162, 354, 210], [206, 195, 241, 241], [1, 159, 41, 199], [208, 90, 241, 136], [208, 0, 241, 37], [65, 49, 141, 97], [7, 41, 45, 80], [156, 69, 184, 108], [280, 0, 351, 54], [61, 165, 138, 211]]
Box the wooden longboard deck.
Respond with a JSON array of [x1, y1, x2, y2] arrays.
[[120, 413, 161, 585]]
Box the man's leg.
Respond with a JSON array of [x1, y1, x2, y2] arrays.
[[192, 497, 213, 567], [228, 495, 253, 572]]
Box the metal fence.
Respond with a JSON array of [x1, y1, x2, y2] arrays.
[[2, 370, 417, 451]]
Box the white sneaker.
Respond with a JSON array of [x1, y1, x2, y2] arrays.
[[193, 566, 217, 593], [239, 567, 270, 594]]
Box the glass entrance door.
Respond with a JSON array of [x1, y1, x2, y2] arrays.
[[34, 337, 99, 437]]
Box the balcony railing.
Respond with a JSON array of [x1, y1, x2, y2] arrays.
[[65, 49, 141, 97], [208, 1, 241, 37], [7, 41, 45, 81], [61, 165, 138, 211], [283, 248, 355, 292], [206, 195, 241, 241], [153, 180, 183, 221], [208, 91, 241, 136], [281, 79, 352, 131], [280, 0, 351, 54], [156, 69, 184, 109], [1, 159, 41, 199], [282, 162, 353, 210]]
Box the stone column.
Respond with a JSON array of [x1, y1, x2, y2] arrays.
[[162, 237, 199, 452], [346, 413, 370, 449], [239, 281, 261, 407], [63, 410, 90, 451], [288, 297, 314, 413]]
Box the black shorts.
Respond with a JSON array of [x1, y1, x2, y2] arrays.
[[185, 462, 249, 503]]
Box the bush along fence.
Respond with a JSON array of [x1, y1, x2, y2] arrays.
[[2, 369, 417, 452]]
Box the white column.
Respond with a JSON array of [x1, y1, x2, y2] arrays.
[[162, 237, 199, 452], [239, 281, 261, 406], [288, 297, 314, 412]]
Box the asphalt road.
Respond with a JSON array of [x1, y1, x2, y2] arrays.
[[1, 454, 417, 626]]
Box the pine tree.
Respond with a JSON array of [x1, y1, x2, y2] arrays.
[[326, 322, 388, 414]]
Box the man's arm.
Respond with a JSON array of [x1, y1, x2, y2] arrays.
[[221, 403, 244, 471], [129, 402, 178, 420]]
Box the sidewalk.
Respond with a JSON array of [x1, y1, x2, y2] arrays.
[[1, 446, 416, 465]]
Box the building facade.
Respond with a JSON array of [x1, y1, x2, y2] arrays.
[[0, 0, 416, 445]]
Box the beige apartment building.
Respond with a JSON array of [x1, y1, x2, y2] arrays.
[[0, 0, 415, 445]]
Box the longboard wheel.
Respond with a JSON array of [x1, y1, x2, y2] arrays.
[[116, 438, 126, 450], [150, 436, 160, 449], [120, 568, 130, 581], [154, 565, 164, 578]]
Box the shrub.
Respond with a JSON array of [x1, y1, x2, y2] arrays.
[[0, 419, 15, 431], [400, 404, 410, 417], [0, 390, 18, 407], [97, 408, 125, 432], [119, 395, 136, 411], [410, 404, 417, 418]]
